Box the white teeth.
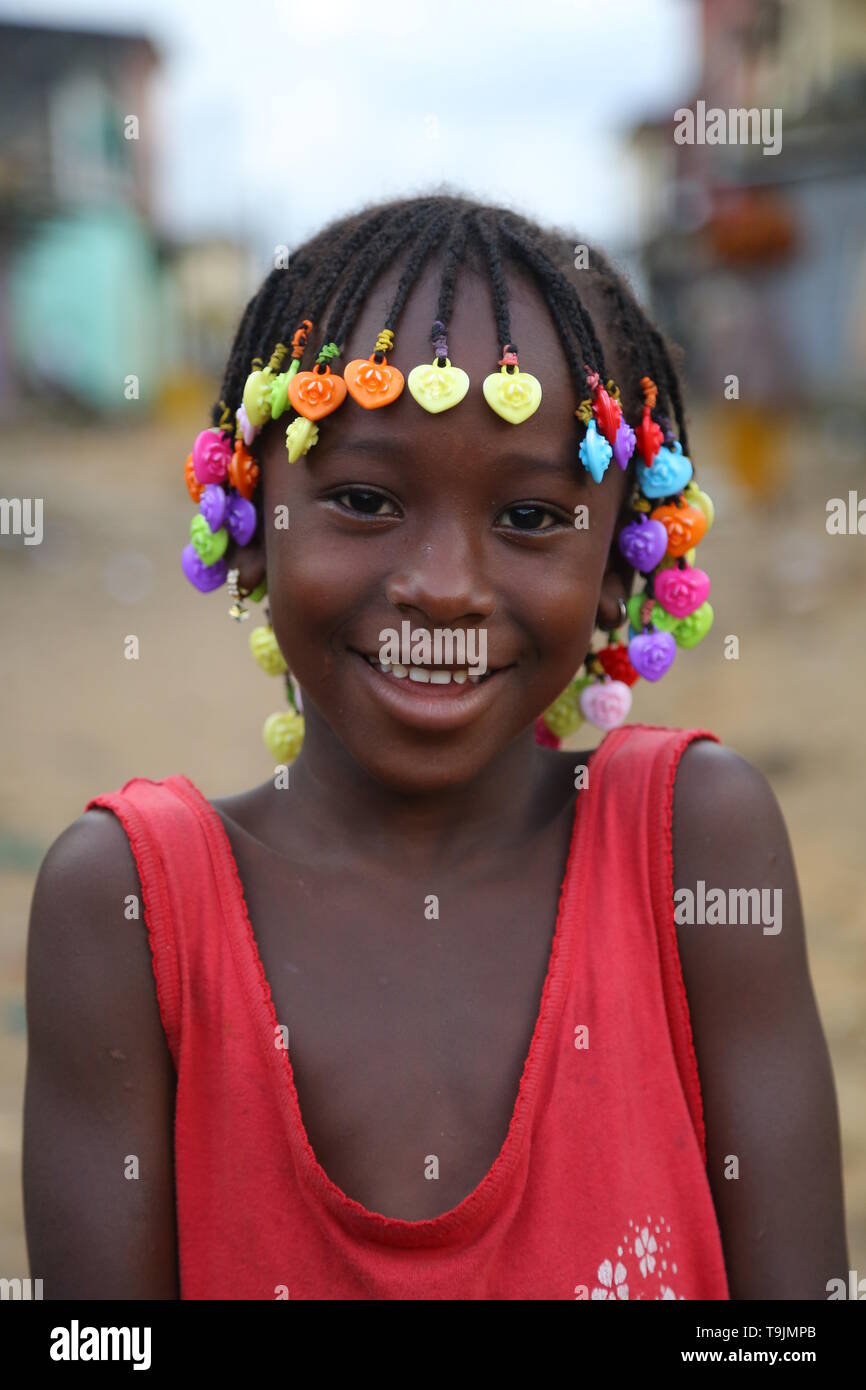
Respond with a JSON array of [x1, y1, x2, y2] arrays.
[[364, 654, 481, 686]]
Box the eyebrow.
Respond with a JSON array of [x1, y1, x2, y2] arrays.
[[328, 436, 578, 478]]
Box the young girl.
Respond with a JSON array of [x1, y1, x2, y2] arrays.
[[24, 194, 848, 1300]]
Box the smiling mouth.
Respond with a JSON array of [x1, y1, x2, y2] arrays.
[[358, 653, 496, 686], [349, 648, 512, 730]]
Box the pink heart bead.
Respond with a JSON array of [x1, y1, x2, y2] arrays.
[[579, 679, 632, 731], [654, 564, 711, 618], [192, 428, 232, 484]]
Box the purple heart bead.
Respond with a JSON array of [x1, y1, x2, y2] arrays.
[[613, 418, 636, 469], [226, 491, 257, 546], [618, 516, 668, 573], [199, 483, 228, 531], [181, 543, 227, 592], [628, 628, 676, 682]]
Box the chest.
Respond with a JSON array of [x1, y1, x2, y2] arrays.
[[222, 815, 573, 1220]]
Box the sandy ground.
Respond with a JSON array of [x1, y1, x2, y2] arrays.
[[1, 403, 864, 1285]]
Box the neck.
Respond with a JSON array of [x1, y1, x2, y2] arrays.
[[283, 707, 562, 876]]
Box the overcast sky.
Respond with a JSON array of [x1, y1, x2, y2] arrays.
[[3, 0, 700, 261]]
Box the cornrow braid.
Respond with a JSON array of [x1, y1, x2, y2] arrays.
[[381, 205, 456, 336], [469, 209, 514, 357], [433, 209, 471, 344], [212, 269, 285, 428], [297, 201, 435, 355], [644, 322, 689, 453], [327, 201, 450, 351], [498, 216, 607, 378], [218, 202, 434, 422], [583, 245, 689, 451], [495, 220, 602, 404]]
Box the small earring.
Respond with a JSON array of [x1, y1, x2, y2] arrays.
[[598, 596, 627, 632], [227, 567, 251, 621]]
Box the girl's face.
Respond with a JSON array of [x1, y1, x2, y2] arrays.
[[252, 257, 630, 793]]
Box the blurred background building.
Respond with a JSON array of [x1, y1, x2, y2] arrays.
[[0, 18, 253, 417], [628, 0, 866, 494], [1, 0, 864, 1283]]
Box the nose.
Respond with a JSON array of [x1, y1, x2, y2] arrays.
[[385, 528, 496, 625]]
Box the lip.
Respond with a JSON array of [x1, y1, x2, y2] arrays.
[[350, 650, 512, 732]]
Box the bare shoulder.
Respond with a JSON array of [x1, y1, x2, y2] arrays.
[[24, 809, 179, 1297], [673, 739, 790, 875], [670, 738, 848, 1299], [32, 806, 142, 916], [27, 807, 164, 1014]]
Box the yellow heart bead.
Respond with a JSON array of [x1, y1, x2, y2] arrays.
[[482, 365, 542, 424], [249, 625, 288, 676], [285, 415, 319, 463], [407, 358, 470, 414], [243, 368, 274, 428], [684, 481, 714, 530], [263, 711, 304, 765]]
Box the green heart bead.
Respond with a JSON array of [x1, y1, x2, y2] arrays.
[[626, 593, 644, 631], [270, 371, 292, 420], [190, 513, 228, 566], [673, 601, 714, 648], [651, 604, 679, 634], [627, 593, 676, 633], [542, 675, 592, 737]]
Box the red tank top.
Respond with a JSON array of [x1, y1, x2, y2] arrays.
[[86, 723, 729, 1300]]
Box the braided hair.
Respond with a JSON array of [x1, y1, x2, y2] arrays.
[[211, 193, 687, 454], [186, 193, 711, 758]]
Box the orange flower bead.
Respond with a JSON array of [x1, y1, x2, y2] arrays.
[[228, 441, 260, 500], [344, 355, 405, 409], [185, 452, 204, 503], [288, 365, 348, 421], [650, 502, 708, 558]]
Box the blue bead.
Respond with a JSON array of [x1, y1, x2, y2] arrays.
[[579, 419, 613, 483], [637, 440, 693, 498]]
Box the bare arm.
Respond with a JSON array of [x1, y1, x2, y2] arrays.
[[23, 810, 179, 1298], [673, 740, 849, 1300]]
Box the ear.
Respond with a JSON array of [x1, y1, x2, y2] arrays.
[[596, 498, 634, 632], [227, 534, 266, 595]]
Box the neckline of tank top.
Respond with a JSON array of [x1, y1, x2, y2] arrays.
[[171, 725, 631, 1248]]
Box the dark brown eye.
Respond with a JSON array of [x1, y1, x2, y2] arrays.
[[335, 489, 397, 516], [499, 504, 557, 531]]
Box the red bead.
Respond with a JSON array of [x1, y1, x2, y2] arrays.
[[634, 405, 664, 466], [592, 384, 622, 447], [597, 643, 640, 687], [534, 716, 561, 749]]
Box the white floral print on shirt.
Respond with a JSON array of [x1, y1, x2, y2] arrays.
[[584, 1215, 685, 1301], [591, 1259, 629, 1300]]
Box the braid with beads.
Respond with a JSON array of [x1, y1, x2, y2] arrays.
[[185, 193, 712, 760]]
